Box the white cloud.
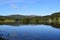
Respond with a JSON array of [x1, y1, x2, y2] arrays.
[[11, 3, 18, 9]]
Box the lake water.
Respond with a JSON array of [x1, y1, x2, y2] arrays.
[[0, 24, 60, 40]]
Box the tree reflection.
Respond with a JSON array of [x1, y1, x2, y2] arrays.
[[0, 22, 30, 26], [42, 22, 60, 29], [0, 22, 60, 29], [49, 23, 60, 29]]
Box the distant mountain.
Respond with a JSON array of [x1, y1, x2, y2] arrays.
[[0, 12, 60, 19], [5, 15, 25, 19], [0, 15, 24, 19]]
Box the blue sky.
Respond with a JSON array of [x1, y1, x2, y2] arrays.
[[0, 0, 60, 16]]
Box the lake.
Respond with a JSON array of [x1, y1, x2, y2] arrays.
[[0, 24, 60, 40]]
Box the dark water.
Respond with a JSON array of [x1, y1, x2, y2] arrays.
[[0, 24, 60, 40]]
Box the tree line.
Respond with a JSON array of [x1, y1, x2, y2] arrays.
[[0, 12, 60, 24]]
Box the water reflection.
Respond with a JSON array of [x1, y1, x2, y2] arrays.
[[0, 23, 60, 40], [0, 22, 31, 26], [0, 23, 60, 29], [0, 29, 41, 40], [0, 22, 21, 26], [49, 24, 60, 29], [0, 37, 6, 40], [0, 29, 19, 40], [42, 23, 60, 29]]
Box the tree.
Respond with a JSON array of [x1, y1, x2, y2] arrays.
[[0, 18, 5, 21]]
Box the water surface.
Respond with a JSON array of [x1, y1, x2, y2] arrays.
[[0, 24, 60, 40]]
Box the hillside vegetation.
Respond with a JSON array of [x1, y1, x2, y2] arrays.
[[0, 12, 60, 24]]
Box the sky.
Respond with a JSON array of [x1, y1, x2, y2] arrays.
[[0, 0, 60, 16]]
